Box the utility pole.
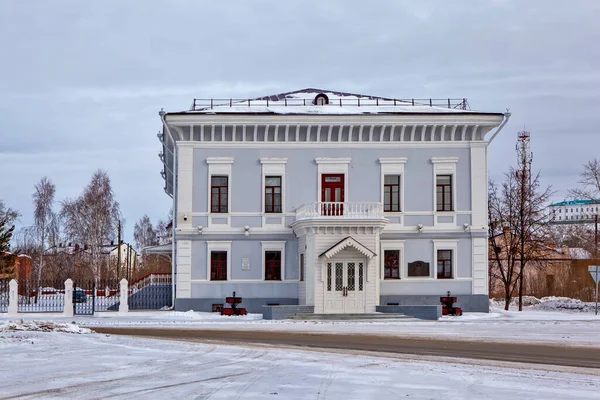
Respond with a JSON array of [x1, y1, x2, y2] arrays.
[[117, 220, 122, 279], [516, 129, 533, 311], [595, 214, 598, 315]]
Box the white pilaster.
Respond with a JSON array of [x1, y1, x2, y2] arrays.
[[8, 279, 18, 315], [176, 144, 194, 228], [176, 240, 192, 298], [119, 279, 129, 314], [472, 238, 488, 294], [63, 279, 74, 317], [470, 143, 488, 229]]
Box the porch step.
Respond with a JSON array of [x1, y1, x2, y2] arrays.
[[288, 313, 416, 321]]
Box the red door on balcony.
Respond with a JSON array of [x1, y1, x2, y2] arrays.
[[321, 174, 344, 216]]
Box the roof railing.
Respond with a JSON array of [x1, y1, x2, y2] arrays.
[[190, 98, 468, 111]]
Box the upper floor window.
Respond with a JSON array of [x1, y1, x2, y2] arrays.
[[265, 176, 282, 213], [210, 251, 227, 280], [437, 249, 453, 279], [211, 176, 228, 213], [265, 251, 282, 280], [384, 250, 400, 279], [383, 175, 401, 212], [436, 175, 453, 211]]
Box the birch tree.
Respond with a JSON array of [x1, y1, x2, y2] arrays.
[[61, 170, 121, 280], [32, 177, 56, 283], [133, 214, 159, 251]]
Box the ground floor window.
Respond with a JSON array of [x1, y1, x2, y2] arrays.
[[384, 250, 400, 279], [300, 253, 305, 282], [211, 251, 227, 280], [437, 250, 453, 279], [265, 251, 282, 280]]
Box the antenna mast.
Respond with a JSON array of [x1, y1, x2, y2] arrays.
[[516, 129, 532, 185]]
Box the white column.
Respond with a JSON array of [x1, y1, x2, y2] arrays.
[[7, 279, 18, 315], [470, 143, 488, 229], [63, 279, 74, 317], [119, 279, 129, 314], [176, 144, 194, 228]]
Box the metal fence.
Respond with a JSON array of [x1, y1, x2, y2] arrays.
[[73, 279, 121, 315], [0, 279, 8, 313], [17, 279, 65, 313], [3, 274, 172, 315]]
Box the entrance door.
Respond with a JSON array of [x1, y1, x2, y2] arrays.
[[324, 260, 365, 313], [321, 174, 344, 216]]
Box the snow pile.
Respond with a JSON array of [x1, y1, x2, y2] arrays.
[[490, 296, 541, 307], [0, 320, 92, 334], [530, 297, 598, 312]]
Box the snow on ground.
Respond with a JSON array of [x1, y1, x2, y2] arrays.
[[1, 328, 599, 399], [0, 319, 92, 334], [2, 306, 600, 348]]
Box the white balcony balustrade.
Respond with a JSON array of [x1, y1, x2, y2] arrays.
[[295, 202, 384, 220]]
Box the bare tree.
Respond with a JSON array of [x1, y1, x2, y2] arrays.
[[155, 209, 173, 245], [61, 170, 121, 279], [133, 215, 159, 252], [488, 168, 553, 310], [32, 177, 56, 283], [569, 158, 600, 201], [567, 158, 600, 260]]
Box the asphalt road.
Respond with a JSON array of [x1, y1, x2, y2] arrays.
[[93, 327, 600, 369]]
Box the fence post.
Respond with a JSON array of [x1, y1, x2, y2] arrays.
[[119, 279, 129, 314], [63, 279, 74, 317], [8, 279, 18, 315]]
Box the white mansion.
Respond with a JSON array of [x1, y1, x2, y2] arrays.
[[158, 88, 508, 315]]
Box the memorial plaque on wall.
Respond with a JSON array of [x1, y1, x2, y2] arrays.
[[241, 257, 251, 270], [407, 261, 430, 277]]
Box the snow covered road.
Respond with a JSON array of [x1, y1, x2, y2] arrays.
[[2, 328, 600, 400]]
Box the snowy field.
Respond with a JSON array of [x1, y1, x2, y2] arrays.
[[3, 298, 599, 348], [1, 320, 600, 399]]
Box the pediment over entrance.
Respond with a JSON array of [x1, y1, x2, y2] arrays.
[[319, 236, 376, 259]]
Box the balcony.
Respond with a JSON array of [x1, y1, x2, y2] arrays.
[[295, 202, 384, 221]]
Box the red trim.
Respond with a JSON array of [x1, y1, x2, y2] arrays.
[[211, 251, 227, 280], [265, 251, 281, 280]]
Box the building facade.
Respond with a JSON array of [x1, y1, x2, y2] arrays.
[[548, 199, 600, 223], [159, 89, 507, 313]]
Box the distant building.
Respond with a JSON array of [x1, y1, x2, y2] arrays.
[[548, 199, 600, 223], [0, 252, 32, 280]]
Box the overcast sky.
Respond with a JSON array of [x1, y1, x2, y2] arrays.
[[1, 0, 599, 241]]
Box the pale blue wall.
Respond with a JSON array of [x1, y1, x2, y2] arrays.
[[190, 237, 298, 281], [192, 147, 472, 215]]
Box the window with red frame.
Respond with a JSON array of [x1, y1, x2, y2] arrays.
[[265, 251, 281, 281], [264, 176, 282, 213], [437, 249, 452, 279], [210, 251, 227, 280], [211, 176, 228, 213], [384, 250, 400, 279]]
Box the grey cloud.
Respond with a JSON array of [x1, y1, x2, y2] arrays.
[[1, 0, 599, 236]]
